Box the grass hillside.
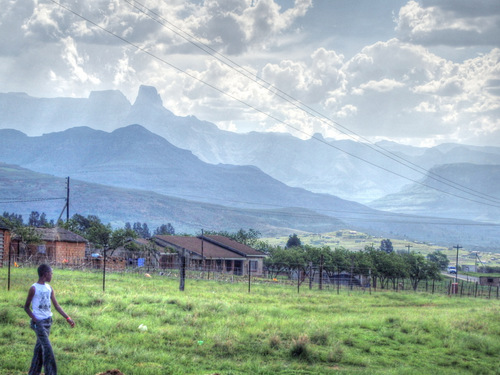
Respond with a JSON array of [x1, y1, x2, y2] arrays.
[[1, 268, 499, 375], [263, 230, 500, 264], [0, 163, 344, 234]]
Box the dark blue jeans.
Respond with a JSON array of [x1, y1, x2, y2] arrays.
[[29, 317, 57, 375]]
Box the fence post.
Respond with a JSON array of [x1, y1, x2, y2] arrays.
[[7, 244, 12, 291], [248, 263, 251, 293], [309, 262, 313, 290], [337, 267, 340, 295], [179, 249, 186, 291], [102, 246, 107, 293], [297, 267, 300, 294], [349, 259, 354, 291], [319, 255, 323, 291], [368, 268, 372, 295]]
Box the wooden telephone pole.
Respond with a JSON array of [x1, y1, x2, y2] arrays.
[[454, 244, 462, 284]]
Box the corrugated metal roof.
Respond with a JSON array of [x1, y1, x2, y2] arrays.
[[155, 235, 245, 259], [202, 235, 266, 257]]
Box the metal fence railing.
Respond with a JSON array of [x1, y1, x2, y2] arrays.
[[2, 257, 499, 300]]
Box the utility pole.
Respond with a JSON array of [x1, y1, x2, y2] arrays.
[[406, 244, 413, 254], [454, 244, 462, 284], [66, 177, 70, 222]]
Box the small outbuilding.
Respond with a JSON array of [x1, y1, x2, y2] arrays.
[[479, 276, 500, 287], [11, 227, 87, 265], [0, 224, 12, 267]]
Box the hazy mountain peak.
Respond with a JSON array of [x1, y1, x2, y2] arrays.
[[110, 124, 157, 139], [0, 128, 27, 138], [133, 85, 163, 107]]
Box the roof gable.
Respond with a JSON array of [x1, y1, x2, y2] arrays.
[[154, 235, 246, 259], [201, 235, 266, 258], [35, 227, 87, 243]]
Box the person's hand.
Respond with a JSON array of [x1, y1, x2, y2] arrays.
[[67, 317, 75, 328]]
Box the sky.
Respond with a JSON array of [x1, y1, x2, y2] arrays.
[[1, 0, 499, 147]]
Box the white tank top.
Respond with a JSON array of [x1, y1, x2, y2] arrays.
[[31, 283, 53, 320]]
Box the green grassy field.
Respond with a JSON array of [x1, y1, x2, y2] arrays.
[[1, 267, 499, 375]]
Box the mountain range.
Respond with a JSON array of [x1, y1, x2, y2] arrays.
[[1, 87, 499, 249], [3, 86, 500, 203]]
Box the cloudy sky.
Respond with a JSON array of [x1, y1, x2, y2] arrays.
[[1, 0, 499, 147]]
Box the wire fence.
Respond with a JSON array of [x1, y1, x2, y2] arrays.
[[2, 257, 499, 300]]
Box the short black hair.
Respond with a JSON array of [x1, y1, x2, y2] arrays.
[[37, 264, 52, 278]]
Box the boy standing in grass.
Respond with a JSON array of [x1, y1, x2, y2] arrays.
[[24, 264, 75, 375]]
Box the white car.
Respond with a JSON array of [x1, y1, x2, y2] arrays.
[[448, 266, 457, 274]]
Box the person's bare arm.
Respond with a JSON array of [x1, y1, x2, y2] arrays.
[[51, 289, 75, 328], [24, 286, 37, 322]]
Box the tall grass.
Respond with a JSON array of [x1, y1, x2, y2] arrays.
[[0, 267, 499, 374]]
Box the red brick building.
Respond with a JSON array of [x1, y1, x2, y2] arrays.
[[0, 224, 12, 267], [154, 234, 266, 276], [10, 227, 87, 265]]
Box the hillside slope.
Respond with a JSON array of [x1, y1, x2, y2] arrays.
[[1, 163, 499, 249], [369, 163, 500, 224], [0, 163, 345, 235]]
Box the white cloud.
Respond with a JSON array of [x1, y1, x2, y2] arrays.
[[61, 37, 100, 84], [0, 0, 499, 147], [358, 79, 406, 93], [396, 0, 500, 46]]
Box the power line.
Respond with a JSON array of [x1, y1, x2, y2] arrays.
[[0, 197, 65, 204], [48, 0, 500, 210]]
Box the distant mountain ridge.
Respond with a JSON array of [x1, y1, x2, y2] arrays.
[[2, 86, 500, 203], [0, 163, 345, 235], [1, 87, 500, 248], [1, 162, 497, 249], [0, 124, 372, 218], [369, 163, 500, 223]]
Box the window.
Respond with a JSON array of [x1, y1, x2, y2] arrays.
[[249, 260, 258, 272], [37, 245, 46, 254]]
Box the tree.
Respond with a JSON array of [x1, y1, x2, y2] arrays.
[[427, 251, 449, 270], [323, 247, 351, 276], [132, 222, 151, 238], [233, 228, 261, 246], [2, 212, 23, 227], [286, 233, 302, 248], [28, 211, 53, 228], [402, 253, 438, 291], [62, 214, 111, 249], [365, 248, 407, 289], [380, 239, 394, 254], [108, 227, 138, 255], [203, 228, 261, 246], [63, 214, 92, 235], [87, 222, 112, 249], [154, 223, 176, 236], [264, 245, 306, 279], [1, 216, 42, 260]]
